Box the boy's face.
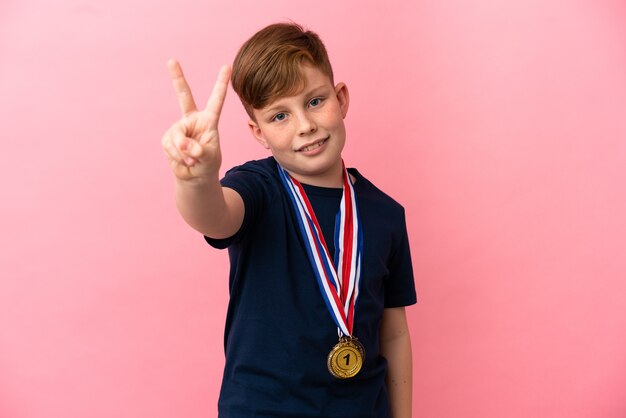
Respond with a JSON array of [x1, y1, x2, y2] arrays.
[[249, 64, 350, 187]]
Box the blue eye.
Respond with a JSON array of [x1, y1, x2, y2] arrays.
[[272, 112, 287, 122], [309, 98, 322, 107]]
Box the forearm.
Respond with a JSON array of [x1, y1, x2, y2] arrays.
[[380, 316, 413, 418], [175, 175, 242, 239], [382, 332, 412, 418]]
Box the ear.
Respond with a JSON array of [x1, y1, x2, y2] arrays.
[[248, 119, 270, 149], [335, 82, 350, 119]]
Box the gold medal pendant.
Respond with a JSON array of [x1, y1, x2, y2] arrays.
[[327, 336, 365, 379]]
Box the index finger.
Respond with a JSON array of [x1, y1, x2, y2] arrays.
[[204, 64, 232, 120], [167, 59, 198, 117]]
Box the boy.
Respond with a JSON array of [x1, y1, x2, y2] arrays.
[[162, 22, 416, 418]]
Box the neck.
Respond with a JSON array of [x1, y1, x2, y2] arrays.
[[287, 161, 345, 188]]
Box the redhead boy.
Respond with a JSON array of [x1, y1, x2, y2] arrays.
[[162, 22, 416, 418]]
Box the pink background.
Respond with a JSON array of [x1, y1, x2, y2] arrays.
[[1, 0, 626, 417]]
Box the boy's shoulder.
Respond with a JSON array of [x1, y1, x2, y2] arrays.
[[224, 156, 278, 178], [349, 166, 406, 216]]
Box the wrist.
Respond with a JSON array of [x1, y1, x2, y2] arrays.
[[176, 172, 220, 190]]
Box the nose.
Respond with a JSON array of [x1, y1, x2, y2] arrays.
[[297, 112, 317, 136]]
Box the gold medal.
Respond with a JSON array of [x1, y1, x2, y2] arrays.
[[327, 336, 365, 379]]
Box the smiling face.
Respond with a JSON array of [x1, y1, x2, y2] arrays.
[[249, 63, 350, 187]]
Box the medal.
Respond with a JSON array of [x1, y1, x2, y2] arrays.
[[278, 161, 364, 379], [327, 336, 365, 379]]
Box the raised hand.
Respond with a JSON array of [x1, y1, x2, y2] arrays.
[[162, 60, 231, 181]]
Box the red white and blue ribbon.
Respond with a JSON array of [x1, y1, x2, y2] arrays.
[[277, 162, 363, 337]]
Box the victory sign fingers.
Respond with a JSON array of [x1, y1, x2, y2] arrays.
[[163, 60, 231, 180]]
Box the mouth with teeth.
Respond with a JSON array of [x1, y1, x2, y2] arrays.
[[297, 137, 329, 152]]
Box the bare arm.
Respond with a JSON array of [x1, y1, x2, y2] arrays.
[[380, 307, 413, 418], [175, 179, 243, 239], [161, 60, 244, 238]]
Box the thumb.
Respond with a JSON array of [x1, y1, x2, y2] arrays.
[[186, 140, 204, 159], [187, 130, 220, 162]]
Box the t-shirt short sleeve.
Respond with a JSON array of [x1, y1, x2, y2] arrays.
[[203, 160, 276, 249], [383, 209, 417, 308]]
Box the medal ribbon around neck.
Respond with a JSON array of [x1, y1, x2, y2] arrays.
[[277, 161, 363, 337]]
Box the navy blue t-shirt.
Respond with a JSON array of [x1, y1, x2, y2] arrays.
[[205, 157, 416, 418]]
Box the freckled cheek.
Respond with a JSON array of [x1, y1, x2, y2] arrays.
[[330, 116, 346, 133], [318, 111, 342, 129], [265, 127, 295, 151]]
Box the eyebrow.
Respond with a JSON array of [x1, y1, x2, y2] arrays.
[[262, 84, 330, 116]]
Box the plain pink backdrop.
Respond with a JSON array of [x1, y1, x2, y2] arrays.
[[1, 0, 626, 417]]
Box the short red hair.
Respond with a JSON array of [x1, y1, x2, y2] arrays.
[[231, 22, 335, 120]]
